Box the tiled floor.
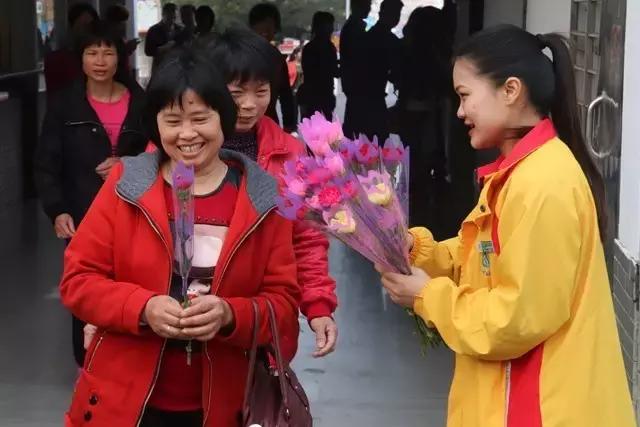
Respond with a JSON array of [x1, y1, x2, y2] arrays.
[[0, 201, 453, 426]]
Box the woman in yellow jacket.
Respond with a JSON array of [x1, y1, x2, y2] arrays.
[[378, 25, 636, 427]]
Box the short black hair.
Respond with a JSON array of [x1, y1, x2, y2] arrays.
[[248, 3, 281, 32], [145, 47, 237, 154], [311, 11, 335, 36], [196, 5, 215, 30], [76, 20, 122, 56], [162, 3, 177, 15], [105, 4, 130, 23], [68, 3, 99, 27], [208, 28, 276, 85]]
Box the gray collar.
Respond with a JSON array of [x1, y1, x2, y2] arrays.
[[116, 149, 278, 215]]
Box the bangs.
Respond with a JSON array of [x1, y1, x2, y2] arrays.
[[145, 48, 237, 147], [208, 28, 277, 85], [77, 20, 120, 55]]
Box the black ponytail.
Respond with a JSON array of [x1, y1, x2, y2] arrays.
[[537, 33, 607, 241], [455, 25, 608, 241]]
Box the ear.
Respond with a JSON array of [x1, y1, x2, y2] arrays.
[[503, 77, 524, 106]]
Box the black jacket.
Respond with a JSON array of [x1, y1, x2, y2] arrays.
[[35, 79, 148, 224]]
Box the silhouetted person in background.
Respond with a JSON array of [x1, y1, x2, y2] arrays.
[[104, 4, 139, 74], [397, 6, 451, 226], [144, 3, 180, 67], [340, 0, 371, 138], [298, 12, 339, 120], [175, 4, 196, 45], [356, 0, 403, 141], [249, 3, 297, 132], [44, 2, 99, 95], [195, 5, 217, 46]]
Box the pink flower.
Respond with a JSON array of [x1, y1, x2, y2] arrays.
[[382, 137, 406, 162], [287, 178, 308, 196], [299, 112, 344, 157], [306, 137, 332, 156], [317, 186, 342, 208], [324, 154, 345, 176], [340, 177, 359, 199], [307, 167, 333, 185], [306, 195, 322, 209], [354, 137, 380, 165]]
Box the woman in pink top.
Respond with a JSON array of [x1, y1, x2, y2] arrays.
[[35, 20, 148, 367]]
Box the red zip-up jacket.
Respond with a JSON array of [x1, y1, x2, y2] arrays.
[[60, 150, 300, 426], [255, 117, 338, 320]]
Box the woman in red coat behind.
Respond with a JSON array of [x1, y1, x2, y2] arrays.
[[59, 47, 300, 427], [210, 29, 339, 357]]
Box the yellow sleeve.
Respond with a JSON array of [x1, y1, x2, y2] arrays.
[[413, 186, 581, 361], [409, 227, 461, 281]]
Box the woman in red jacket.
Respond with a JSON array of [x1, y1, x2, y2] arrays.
[[209, 29, 339, 357], [60, 48, 300, 427]]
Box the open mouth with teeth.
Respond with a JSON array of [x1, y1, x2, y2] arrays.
[[178, 142, 204, 154]]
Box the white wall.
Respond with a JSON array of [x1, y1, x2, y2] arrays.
[[619, 0, 640, 258], [483, 0, 525, 28], [525, 0, 571, 35]]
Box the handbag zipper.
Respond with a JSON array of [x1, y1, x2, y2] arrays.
[[201, 207, 275, 426], [115, 188, 173, 427]]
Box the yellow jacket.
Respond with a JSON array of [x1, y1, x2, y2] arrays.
[[410, 119, 635, 427]]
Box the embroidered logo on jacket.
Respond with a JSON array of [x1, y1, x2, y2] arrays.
[[478, 241, 495, 276]]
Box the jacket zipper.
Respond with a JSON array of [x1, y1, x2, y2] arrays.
[[115, 188, 173, 427], [85, 332, 106, 372], [201, 207, 275, 426], [504, 361, 512, 427]]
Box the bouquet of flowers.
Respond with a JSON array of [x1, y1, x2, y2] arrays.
[[171, 161, 195, 365], [277, 113, 441, 352]]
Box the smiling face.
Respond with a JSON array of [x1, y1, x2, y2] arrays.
[[82, 42, 118, 83], [227, 79, 271, 133], [157, 89, 225, 172], [453, 58, 513, 150]]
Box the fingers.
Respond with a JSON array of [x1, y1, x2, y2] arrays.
[[179, 310, 217, 328], [182, 296, 218, 317], [67, 217, 76, 235], [182, 323, 219, 341], [158, 323, 183, 339], [310, 318, 338, 357], [83, 326, 97, 350], [315, 324, 328, 349], [162, 299, 184, 318], [312, 323, 338, 358]]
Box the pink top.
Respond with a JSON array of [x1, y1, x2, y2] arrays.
[[88, 89, 131, 153]]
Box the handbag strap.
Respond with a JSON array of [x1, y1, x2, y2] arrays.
[[242, 299, 292, 419], [265, 300, 291, 417], [242, 299, 261, 420]]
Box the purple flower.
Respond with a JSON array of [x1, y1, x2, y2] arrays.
[[277, 190, 307, 221], [353, 135, 380, 165], [338, 139, 357, 162], [382, 137, 406, 162]]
